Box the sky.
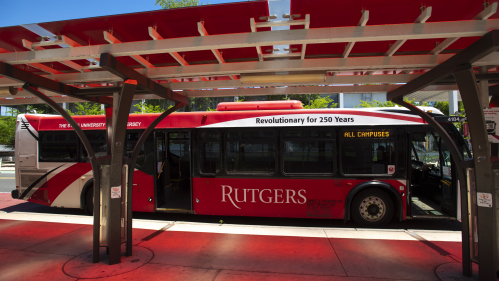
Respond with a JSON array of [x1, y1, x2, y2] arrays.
[[0, 0, 238, 27]]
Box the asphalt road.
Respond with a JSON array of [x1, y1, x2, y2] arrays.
[[0, 172, 15, 194]]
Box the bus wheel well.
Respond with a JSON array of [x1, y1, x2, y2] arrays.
[[80, 179, 94, 213], [344, 181, 402, 222]]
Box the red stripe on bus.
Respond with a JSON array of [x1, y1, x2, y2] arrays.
[[26, 109, 425, 132], [44, 163, 92, 204]]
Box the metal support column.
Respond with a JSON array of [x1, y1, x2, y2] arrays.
[[98, 52, 189, 261], [453, 63, 498, 281], [449, 90, 459, 115], [106, 80, 137, 265], [479, 66, 490, 109]]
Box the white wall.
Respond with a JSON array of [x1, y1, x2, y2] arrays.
[[343, 93, 387, 108]]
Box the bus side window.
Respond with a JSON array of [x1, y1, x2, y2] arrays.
[[80, 130, 107, 161], [225, 129, 276, 175], [199, 130, 221, 175], [340, 129, 395, 175], [281, 129, 335, 175], [39, 131, 78, 162]]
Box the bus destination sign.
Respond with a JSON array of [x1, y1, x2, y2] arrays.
[[343, 131, 390, 138]]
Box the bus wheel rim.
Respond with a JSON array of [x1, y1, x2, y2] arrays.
[[359, 196, 386, 222]]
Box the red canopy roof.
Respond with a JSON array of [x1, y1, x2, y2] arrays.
[[290, 0, 496, 57], [0, 1, 271, 73]]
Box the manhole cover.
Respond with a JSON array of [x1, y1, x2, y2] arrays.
[[63, 245, 153, 279]]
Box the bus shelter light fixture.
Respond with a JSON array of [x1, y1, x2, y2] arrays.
[[241, 73, 326, 84], [0, 86, 19, 96]]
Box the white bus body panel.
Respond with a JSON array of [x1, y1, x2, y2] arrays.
[[40, 162, 82, 208], [16, 115, 38, 169]]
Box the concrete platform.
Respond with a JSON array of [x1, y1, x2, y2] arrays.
[[0, 194, 482, 281]]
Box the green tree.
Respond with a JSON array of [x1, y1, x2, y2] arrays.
[[189, 97, 214, 111], [433, 101, 465, 116], [133, 100, 174, 113], [355, 98, 429, 108], [355, 100, 396, 108], [0, 106, 48, 148], [0, 107, 20, 148], [303, 96, 337, 109], [29, 104, 54, 114], [68, 102, 104, 116], [155, 0, 207, 9], [0, 116, 16, 148], [264, 94, 322, 106]]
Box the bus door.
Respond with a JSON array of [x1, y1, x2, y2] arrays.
[[408, 130, 456, 219], [154, 132, 168, 208], [157, 131, 192, 211]]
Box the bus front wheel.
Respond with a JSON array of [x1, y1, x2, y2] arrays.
[[351, 189, 393, 227]]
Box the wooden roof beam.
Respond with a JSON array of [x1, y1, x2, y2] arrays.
[[343, 10, 369, 58], [198, 21, 238, 80], [2, 19, 499, 65], [103, 31, 155, 69], [99, 53, 189, 105], [148, 26, 206, 82], [21, 39, 87, 73], [0, 61, 112, 105], [385, 6, 432, 57], [249, 18, 263, 61], [301, 14, 310, 60], [431, 2, 497, 55], [3, 52, 499, 88]]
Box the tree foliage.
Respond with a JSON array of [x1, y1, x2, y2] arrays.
[[0, 107, 22, 148], [355, 100, 396, 108], [264, 94, 322, 106], [0, 116, 16, 148], [0, 106, 50, 148], [303, 96, 337, 109], [433, 101, 465, 116], [68, 102, 104, 116], [28, 104, 55, 114], [355, 98, 429, 108], [155, 0, 207, 9], [133, 101, 174, 113]]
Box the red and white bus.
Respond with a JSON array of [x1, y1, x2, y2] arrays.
[[11, 101, 470, 227]]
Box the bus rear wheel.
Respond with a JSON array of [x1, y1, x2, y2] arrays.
[[351, 189, 393, 227], [84, 186, 94, 215]]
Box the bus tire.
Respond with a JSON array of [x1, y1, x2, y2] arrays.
[[351, 189, 393, 228], [84, 186, 94, 215]]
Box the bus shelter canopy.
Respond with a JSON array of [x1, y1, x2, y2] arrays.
[[0, 0, 498, 105]]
